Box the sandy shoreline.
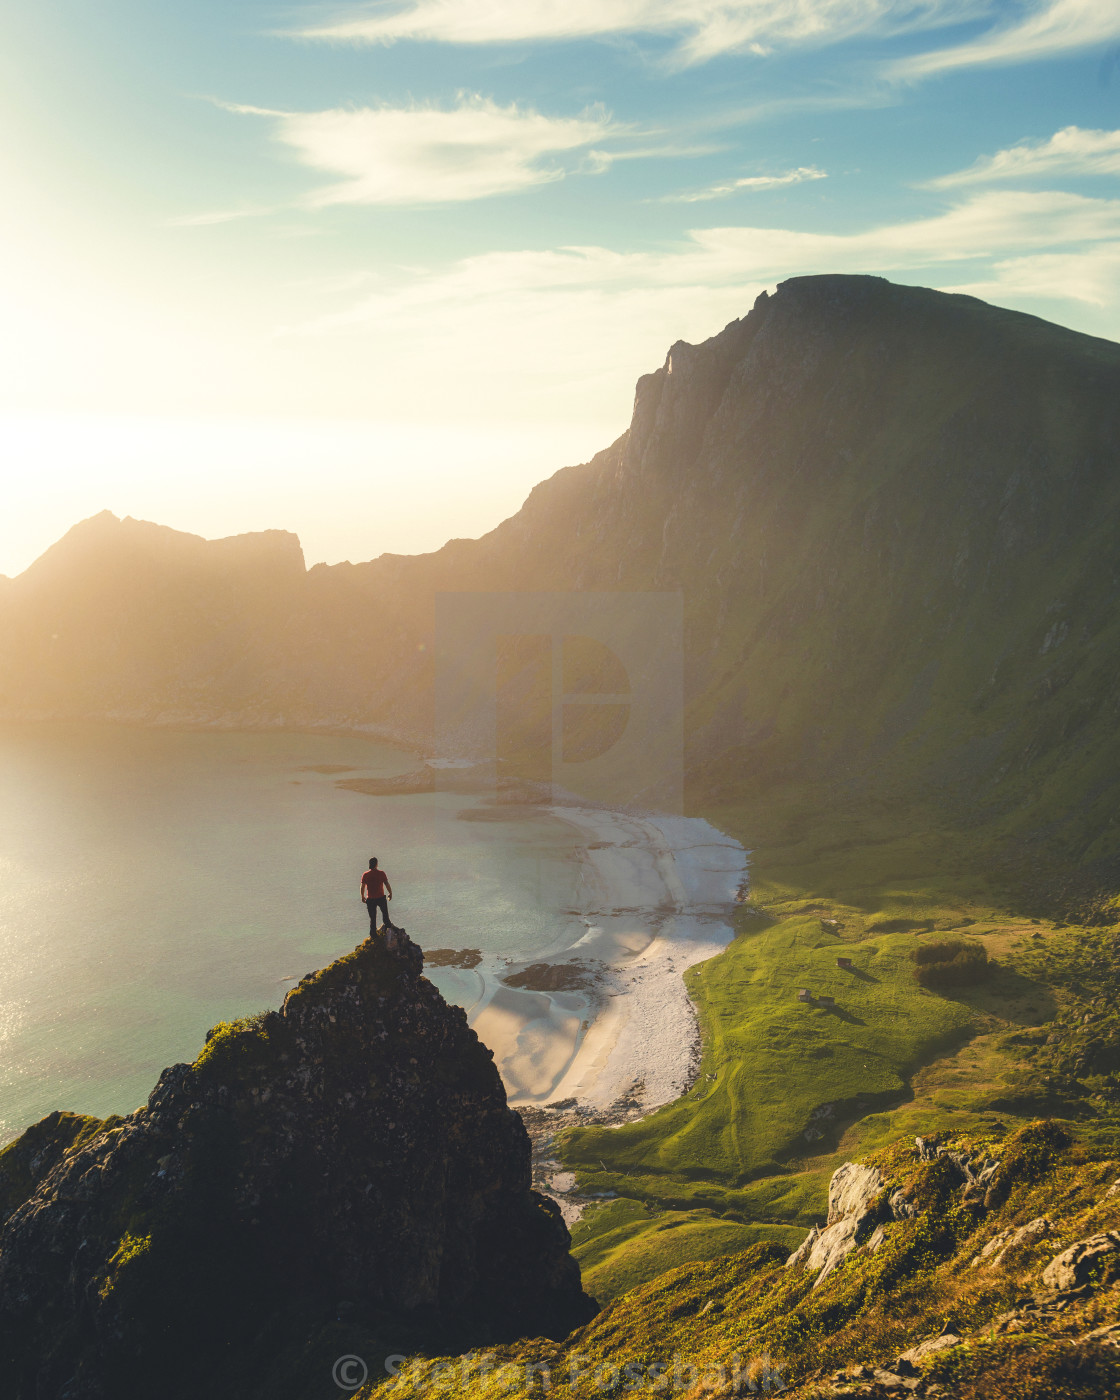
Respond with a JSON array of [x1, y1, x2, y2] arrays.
[[425, 806, 748, 1118]]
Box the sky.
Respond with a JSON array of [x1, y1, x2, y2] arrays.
[[2, 0, 1120, 576]]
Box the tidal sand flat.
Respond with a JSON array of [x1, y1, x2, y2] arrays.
[[425, 808, 748, 1113]]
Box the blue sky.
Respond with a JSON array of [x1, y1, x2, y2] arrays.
[[2, 1, 1120, 573]]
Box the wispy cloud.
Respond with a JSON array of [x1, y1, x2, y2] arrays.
[[893, 0, 1120, 78], [292, 188, 1120, 344], [221, 94, 616, 206], [166, 204, 283, 227], [928, 126, 1120, 187], [295, 0, 985, 65], [262, 185, 1120, 420], [942, 244, 1120, 306], [663, 164, 827, 201]]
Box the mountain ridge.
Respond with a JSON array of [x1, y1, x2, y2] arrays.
[[4, 274, 1120, 884]]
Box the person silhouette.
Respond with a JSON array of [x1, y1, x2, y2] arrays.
[[360, 857, 394, 937]]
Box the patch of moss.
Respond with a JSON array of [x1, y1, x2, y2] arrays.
[[194, 1011, 278, 1077], [0, 1111, 105, 1222], [98, 1232, 152, 1299]]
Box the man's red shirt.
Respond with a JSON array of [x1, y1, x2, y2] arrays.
[[361, 868, 389, 900]]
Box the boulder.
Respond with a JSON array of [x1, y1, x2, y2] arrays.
[[900, 1333, 964, 1364], [970, 1217, 1050, 1269], [1041, 1231, 1120, 1292], [805, 1216, 863, 1283], [1080, 1321, 1120, 1346], [784, 1225, 819, 1270], [786, 1161, 885, 1286]]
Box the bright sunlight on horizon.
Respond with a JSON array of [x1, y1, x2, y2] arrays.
[[4, 0, 1120, 576]]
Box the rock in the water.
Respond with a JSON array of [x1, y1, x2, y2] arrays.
[[0, 933, 596, 1400]]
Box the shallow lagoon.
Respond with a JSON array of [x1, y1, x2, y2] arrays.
[[0, 723, 586, 1142]]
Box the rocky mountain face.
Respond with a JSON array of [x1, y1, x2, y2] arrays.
[[0, 934, 595, 1400], [4, 276, 1120, 868]]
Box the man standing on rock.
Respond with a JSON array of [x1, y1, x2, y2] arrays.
[[361, 857, 395, 937]]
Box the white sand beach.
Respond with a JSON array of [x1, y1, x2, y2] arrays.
[[426, 807, 748, 1115]]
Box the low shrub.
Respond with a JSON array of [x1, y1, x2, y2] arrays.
[[911, 939, 991, 988], [193, 1011, 276, 1075]]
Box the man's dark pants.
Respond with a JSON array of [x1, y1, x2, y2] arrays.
[[366, 896, 390, 934]]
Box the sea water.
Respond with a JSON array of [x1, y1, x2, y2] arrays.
[[0, 723, 586, 1143]]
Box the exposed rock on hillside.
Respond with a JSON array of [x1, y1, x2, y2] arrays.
[[1042, 1230, 1120, 1291], [0, 934, 595, 1400], [785, 1162, 884, 1285], [368, 1120, 1120, 1400]]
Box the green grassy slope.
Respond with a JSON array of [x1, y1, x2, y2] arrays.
[[571, 1200, 801, 1306], [566, 917, 974, 1206], [365, 1121, 1120, 1400], [561, 785, 1120, 1299]]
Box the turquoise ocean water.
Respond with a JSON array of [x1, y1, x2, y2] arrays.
[[0, 723, 584, 1143]]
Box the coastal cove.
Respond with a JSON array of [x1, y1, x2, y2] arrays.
[[0, 722, 746, 1145], [428, 807, 748, 1114]]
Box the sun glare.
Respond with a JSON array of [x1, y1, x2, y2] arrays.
[[0, 414, 607, 578]]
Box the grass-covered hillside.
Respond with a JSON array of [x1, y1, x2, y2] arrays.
[[557, 788, 1120, 1305], [364, 1119, 1120, 1400]]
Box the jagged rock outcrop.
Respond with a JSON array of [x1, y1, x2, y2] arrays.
[[786, 1161, 884, 1285], [0, 934, 595, 1400], [786, 1134, 1019, 1289], [970, 1215, 1051, 1269]]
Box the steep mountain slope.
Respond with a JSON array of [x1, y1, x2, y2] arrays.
[[363, 1120, 1120, 1400], [0, 934, 595, 1400], [4, 275, 1120, 874]]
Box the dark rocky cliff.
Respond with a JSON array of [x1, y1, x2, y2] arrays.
[[0, 934, 595, 1400]]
